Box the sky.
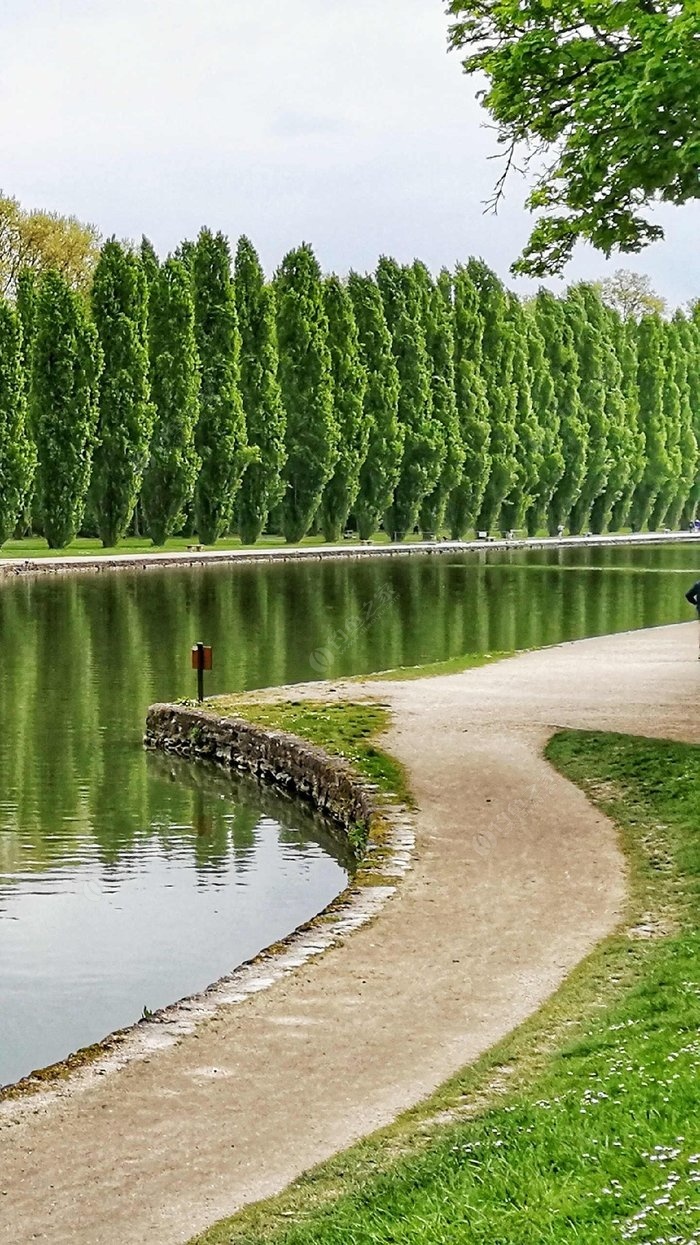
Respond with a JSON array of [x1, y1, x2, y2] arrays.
[[1, 0, 697, 307]]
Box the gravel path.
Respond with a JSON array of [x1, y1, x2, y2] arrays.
[[1, 623, 698, 1245]]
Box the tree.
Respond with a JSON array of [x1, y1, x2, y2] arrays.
[[416, 266, 465, 536], [318, 276, 368, 542], [191, 228, 250, 545], [661, 316, 698, 529], [140, 236, 160, 287], [446, 263, 490, 539], [565, 285, 610, 534], [500, 294, 543, 534], [649, 320, 694, 530], [588, 302, 636, 534], [377, 257, 444, 539], [90, 240, 154, 547], [532, 290, 587, 533], [599, 270, 667, 322], [141, 259, 200, 545], [610, 317, 644, 532], [347, 272, 403, 540], [448, 1, 700, 275], [30, 270, 102, 548], [522, 304, 562, 536], [233, 236, 286, 544], [679, 312, 700, 526], [629, 314, 668, 531], [0, 191, 101, 297], [274, 243, 337, 542], [0, 300, 34, 543], [472, 260, 518, 533]]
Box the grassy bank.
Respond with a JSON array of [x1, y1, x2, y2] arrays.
[[191, 730, 700, 1245], [210, 698, 412, 808], [0, 532, 441, 560]]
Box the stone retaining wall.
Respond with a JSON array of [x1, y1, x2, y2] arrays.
[[145, 703, 378, 854]]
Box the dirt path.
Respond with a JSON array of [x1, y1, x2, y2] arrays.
[[2, 623, 699, 1245]]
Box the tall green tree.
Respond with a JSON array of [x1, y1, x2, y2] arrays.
[[377, 257, 444, 539], [532, 290, 587, 533], [140, 236, 160, 287], [415, 266, 464, 535], [565, 285, 610, 534], [472, 260, 518, 532], [648, 321, 691, 530], [347, 272, 403, 540], [629, 314, 668, 532], [609, 318, 644, 532], [90, 240, 153, 547], [448, 1, 700, 275], [660, 317, 698, 529], [447, 262, 490, 539], [233, 236, 286, 544], [318, 275, 368, 542], [141, 258, 200, 545], [0, 300, 34, 543], [191, 228, 249, 544], [588, 302, 635, 534], [274, 243, 337, 542], [500, 294, 543, 534], [522, 303, 562, 536], [30, 270, 102, 549], [679, 312, 700, 526]]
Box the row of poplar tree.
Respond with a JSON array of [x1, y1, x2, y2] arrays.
[[0, 230, 699, 549]]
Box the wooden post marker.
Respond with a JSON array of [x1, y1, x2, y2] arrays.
[[191, 642, 213, 703]]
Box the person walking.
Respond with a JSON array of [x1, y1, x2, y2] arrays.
[[685, 579, 700, 657]]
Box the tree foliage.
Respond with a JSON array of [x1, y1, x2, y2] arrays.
[[472, 260, 518, 532], [90, 240, 153, 547], [275, 244, 337, 543], [0, 191, 101, 297], [192, 228, 249, 544], [448, 1, 700, 275], [30, 271, 102, 548], [377, 258, 444, 539], [532, 290, 587, 533], [234, 235, 286, 544], [141, 258, 200, 546], [522, 303, 562, 536], [416, 266, 465, 536], [500, 293, 543, 535], [0, 300, 34, 543], [599, 270, 667, 322], [565, 285, 610, 534], [318, 276, 368, 543], [347, 272, 403, 541], [629, 314, 669, 531], [447, 263, 490, 539]]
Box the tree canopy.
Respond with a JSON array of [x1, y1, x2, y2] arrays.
[[448, 0, 700, 275], [0, 191, 101, 297]]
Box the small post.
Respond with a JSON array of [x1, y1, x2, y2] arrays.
[[191, 642, 213, 703]]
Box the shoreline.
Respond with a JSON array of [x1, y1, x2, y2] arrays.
[[1, 528, 699, 578], [3, 625, 698, 1244]]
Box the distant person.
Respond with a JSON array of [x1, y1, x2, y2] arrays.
[[685, 579, 700, 657]]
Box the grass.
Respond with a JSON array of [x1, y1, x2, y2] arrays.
[[0, 531, 456, 560], [364, 650, 516, 680], [189, 730, 700, 1245], [209, 697, 413, 808]]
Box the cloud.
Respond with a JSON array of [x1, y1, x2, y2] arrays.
[[0, 0, 697, 302]]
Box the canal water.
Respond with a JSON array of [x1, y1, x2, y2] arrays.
[[0, 542, 697, 1086]]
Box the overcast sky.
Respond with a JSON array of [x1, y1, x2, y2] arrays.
[[1, 0, 697, 306]]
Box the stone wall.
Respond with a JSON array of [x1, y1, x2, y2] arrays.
[[144, 704, 377, 854]]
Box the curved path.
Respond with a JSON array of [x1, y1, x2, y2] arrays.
[[2, 623, 699, 1244]]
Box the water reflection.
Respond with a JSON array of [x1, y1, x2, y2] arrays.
[[0, 542, 695, 1085]]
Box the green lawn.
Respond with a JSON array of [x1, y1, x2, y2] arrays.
[[0, 531, 448, 559], [190, 730, 700, 1245], [209, 698, 412, 809]]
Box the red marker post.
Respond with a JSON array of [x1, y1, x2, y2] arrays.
[[191, 642, 213, 703]]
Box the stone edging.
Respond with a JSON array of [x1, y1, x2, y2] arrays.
[[0, 702, 414, 1110], [1, 530, 699, 578]]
